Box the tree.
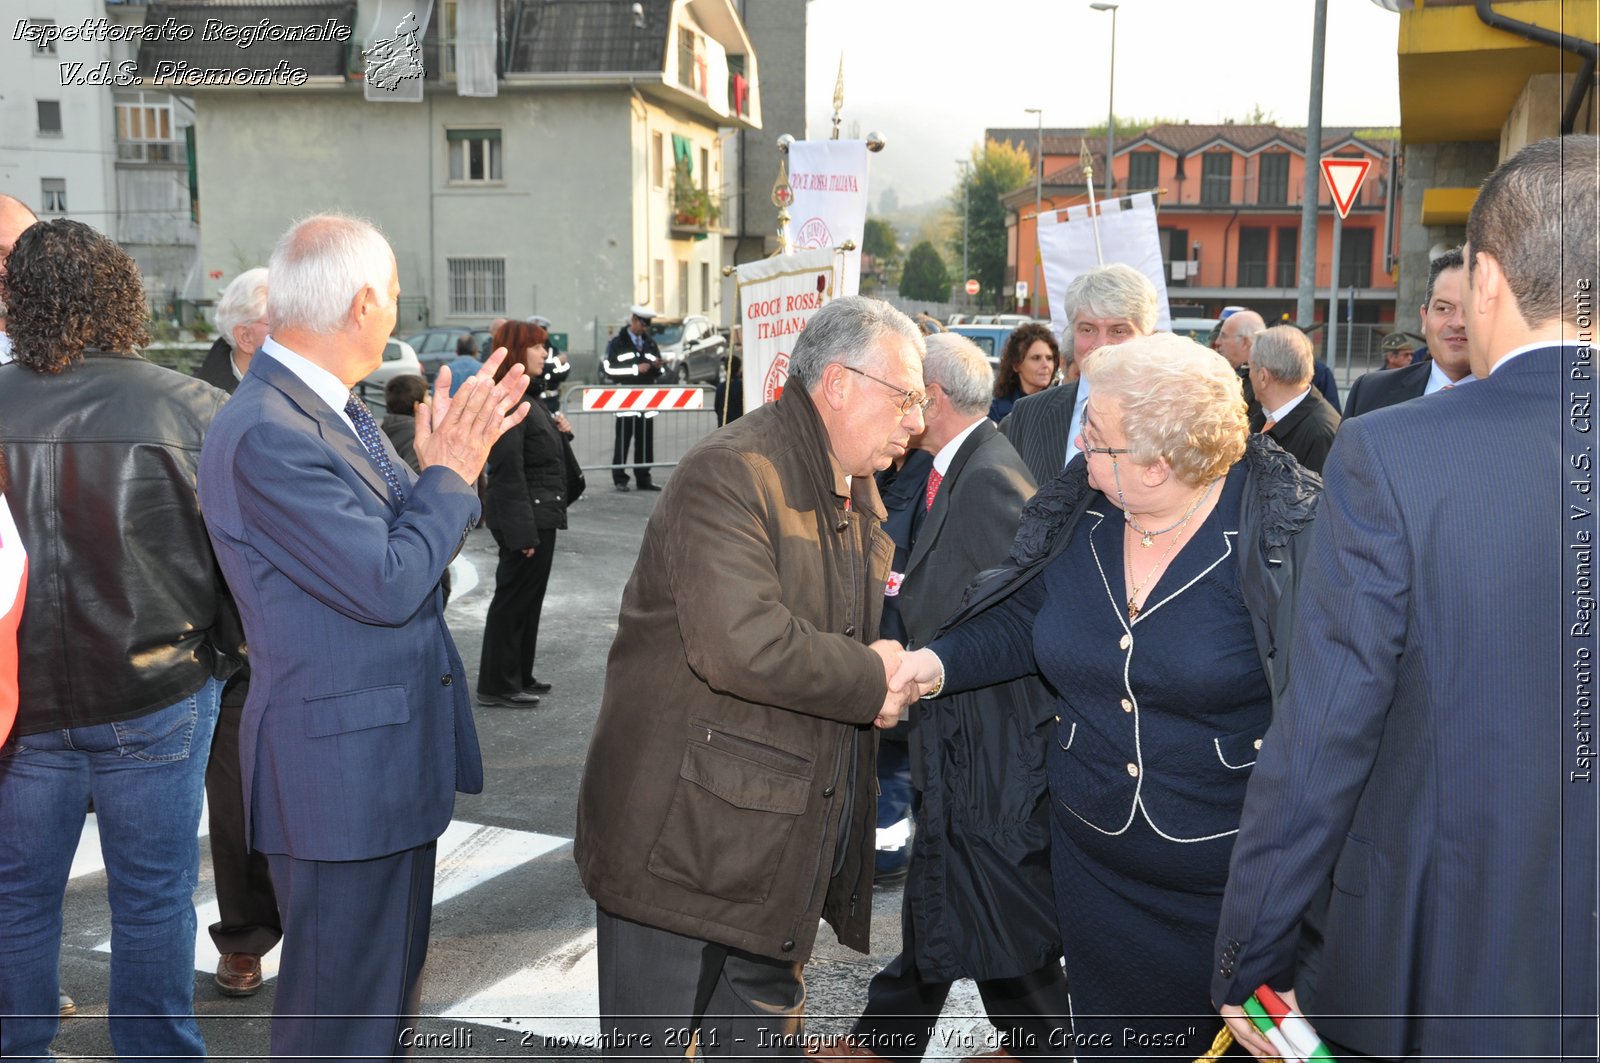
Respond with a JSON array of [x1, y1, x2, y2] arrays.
[[948, 138, 1031, 308], [899, 240, 950, 302], [863, 217, 900, 260]]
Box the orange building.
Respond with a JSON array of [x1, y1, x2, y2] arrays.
[[996, 123, 1399, 331]]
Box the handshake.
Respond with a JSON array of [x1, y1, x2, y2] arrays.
[[865, 640, 947, 729]]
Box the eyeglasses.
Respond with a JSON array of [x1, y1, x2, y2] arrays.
[[842, 365, 931, 415], [1082, 444, 1132, 458]]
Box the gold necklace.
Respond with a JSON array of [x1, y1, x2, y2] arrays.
[[1123, 478, 1219, 619], [1125, 479, 1214, 548]]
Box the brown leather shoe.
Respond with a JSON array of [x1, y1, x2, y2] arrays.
[[804, 1036, 888, 1061], [215, 952, 263, 997]]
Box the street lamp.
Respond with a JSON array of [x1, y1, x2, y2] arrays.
[[1025, 106, 1042, 315], [1090, 2, 1118, 198]]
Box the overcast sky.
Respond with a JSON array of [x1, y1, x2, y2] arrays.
[[803, 0, 1403, 208]]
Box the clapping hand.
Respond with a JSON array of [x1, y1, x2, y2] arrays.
[[415, 347, 532, 483]]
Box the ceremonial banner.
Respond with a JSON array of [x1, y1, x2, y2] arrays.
[[786, 140, 870, 295], [1038, 191, 1171, 336], [736, 249, 839, 414]]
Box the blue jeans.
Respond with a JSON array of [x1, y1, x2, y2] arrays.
[[0, 678, 221, 1061]]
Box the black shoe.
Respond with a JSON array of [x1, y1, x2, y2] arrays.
[[613, 482, 631, 492], [637, 481, 662, 492], [476, 689, 541, 708], [523, 679, 553, 695]]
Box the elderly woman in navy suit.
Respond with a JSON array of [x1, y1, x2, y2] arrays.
[[893, 334, 1321, 1057]]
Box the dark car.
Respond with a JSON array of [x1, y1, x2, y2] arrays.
[[649, 315, 728, 384], [403, 326, 494, 379]]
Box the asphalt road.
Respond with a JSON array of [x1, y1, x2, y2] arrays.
[[46, 473, 1000, 1062]]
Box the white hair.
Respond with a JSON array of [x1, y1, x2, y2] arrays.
[[213, 267, 268, 347], [1249, 325, 1314, 386], [266, 214, 394, 335], [788, 296, 923, 389], [922, 333, 993, 414], [1064, 263, 1159, 335]]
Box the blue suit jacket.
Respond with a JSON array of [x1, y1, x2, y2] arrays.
[[1213, 345, 1597, 1060], [198, 352, 484, 862]]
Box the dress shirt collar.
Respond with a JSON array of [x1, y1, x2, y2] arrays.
[[932, 417, 985, 476], [0, 330, 12, 365], [1063, 376, 1093, 467], [1425, 359, 1470, 395], [1264, 386, 1311, 426], [1492, 338, 1586, 374], [260, 336, 358, 435]]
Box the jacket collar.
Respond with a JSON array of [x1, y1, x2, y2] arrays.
[[248, 350, 396, 506], [1012, 432, 1319, 568], [774, 384, 887, 522]]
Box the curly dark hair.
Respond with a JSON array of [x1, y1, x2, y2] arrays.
[[5, 219, 149, 374], [993, 322, 1060, 399]]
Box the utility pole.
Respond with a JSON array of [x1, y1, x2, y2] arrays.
[[1296, 0, 1328, 331], [1025, 107, 1043, 315], [958, 159, 970, 306]]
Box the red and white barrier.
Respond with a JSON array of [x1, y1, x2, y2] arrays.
[[579, 387, 705, 412]]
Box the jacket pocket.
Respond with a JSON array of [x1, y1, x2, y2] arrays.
[[1331, 832, 1372, 897], [1213, 728, 1264, 770], [303, 684, 410, 738], [647, 724, 814, 903]]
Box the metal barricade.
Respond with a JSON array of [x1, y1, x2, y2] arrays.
[[562, 385, 721, 474]]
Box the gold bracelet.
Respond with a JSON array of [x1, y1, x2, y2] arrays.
[[920, 664, 945, 700]]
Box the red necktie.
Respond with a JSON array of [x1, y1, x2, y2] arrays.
[[925, 468, 943, 511]]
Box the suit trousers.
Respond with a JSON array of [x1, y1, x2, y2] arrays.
[[595, 906, 806, 1059], [205, 687, 282, 956], [851, 889, 1069, 1061], [476, 527, 558, 696], [611, 415, 655, 486], [266, 843, 436, 1063]]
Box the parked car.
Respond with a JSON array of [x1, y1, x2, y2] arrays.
[[948, 324, 1014, 369], [403, 326, 493, 379], [1169, 317, 1221, 344], [650, 314, 727, 384], [357, 337, 423, 397]]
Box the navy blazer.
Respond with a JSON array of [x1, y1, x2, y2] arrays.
[[1341, 358, 1430, 419], [198, 352, 484, 862], [1213, 346, 1596, 1060]]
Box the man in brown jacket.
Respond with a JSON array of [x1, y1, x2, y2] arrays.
[[576, 296, 928, 1056]]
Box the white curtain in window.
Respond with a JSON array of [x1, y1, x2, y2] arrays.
[[455, 0, 498, 98], [702, 34, 728, 115]]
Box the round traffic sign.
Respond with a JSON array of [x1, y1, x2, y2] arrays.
[[964, 279, 980, 296]]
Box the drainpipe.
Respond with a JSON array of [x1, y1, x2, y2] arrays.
[[1221, 209, 1239, 291], [1475, 0, 1597, 135]]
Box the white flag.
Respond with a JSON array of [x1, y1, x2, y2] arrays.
[[736, 249, 840, 413], [1038, 191, 1172, 335], [786, 140, 870, 296]]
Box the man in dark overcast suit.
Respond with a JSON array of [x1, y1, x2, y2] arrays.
[[846, 333, 1065, 1062], [1343, 248, 1472, 418], [1248, 325, 1340, 473], [1215, 134, 1598, 1063], [1001, 264, 1156, 485]]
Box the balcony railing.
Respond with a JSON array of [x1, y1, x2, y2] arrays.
[[118, 139, 183, 163]]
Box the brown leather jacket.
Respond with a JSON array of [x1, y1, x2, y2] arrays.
[[576, 384, 892, 961]]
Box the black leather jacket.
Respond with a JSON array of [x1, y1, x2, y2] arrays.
[[0, 352, 242, 734]]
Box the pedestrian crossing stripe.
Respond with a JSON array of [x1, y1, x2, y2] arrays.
[[84, 818, 571, 977]]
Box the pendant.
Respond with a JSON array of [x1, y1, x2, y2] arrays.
[[1127, 599, 1140, 621], [1140, 533, 1154, 548]]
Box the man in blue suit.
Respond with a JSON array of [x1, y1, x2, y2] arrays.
[[1214, 135, 1598, 1062], [199, 215, 531, 1061]]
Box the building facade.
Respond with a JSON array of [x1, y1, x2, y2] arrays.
[[138, 0, 761, 358], [3, 0, 199, 310], [997, 123, 1400, 335]]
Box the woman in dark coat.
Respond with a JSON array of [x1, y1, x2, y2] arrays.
[[897, 334, 1321, 1059], [988, 322, 1060, 422], [475, 320, 574, 708]]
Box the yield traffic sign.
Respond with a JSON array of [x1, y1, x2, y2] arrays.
[[1320, 157, 1372, 220]]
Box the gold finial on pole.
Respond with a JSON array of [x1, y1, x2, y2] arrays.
[[831, 55, 845, 140], [772, 136, 795, 256]]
